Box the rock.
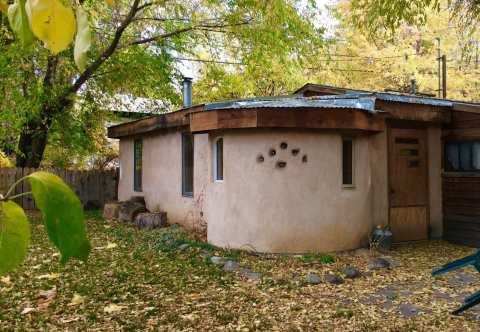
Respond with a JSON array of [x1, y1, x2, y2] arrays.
[[178, 243, 190, 251], [223, 261, 240, 271], [398, 303, 430, 317], [103, 202, 120, 220], [342, 266, 361, 279], [239, 269, 262, 280], [305, 272, 321, 285], [118, 200, 146, 223], [324, 273, 344, 284], [210, 256, 226, 266], [134, 212, 167, 230], [368, 257, 391, 270]]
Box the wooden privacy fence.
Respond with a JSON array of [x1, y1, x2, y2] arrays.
[[0, 168, 118, 210]]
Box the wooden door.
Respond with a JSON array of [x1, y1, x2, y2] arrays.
[[388, 128, 429, 242]]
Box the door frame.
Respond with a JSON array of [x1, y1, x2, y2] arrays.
[[386, 120, 431, 242]]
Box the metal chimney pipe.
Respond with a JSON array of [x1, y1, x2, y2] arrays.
[[182, 77, 193, 108], [410, 79, 417, 94]]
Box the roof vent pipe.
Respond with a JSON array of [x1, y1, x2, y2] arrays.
[[410, 79, 417, 95], [182, 77, 193, 108]]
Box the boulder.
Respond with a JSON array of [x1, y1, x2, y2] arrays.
[[210, 256, 226, 266], [103, 202, 120, 220], [118, 200, 146, 223], [134, 212, 167, 230]]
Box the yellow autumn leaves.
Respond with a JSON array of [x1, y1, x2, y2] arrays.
[[3, 0, 93, 72]]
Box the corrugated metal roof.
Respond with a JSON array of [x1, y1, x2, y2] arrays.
[[204, 95, 378, 112]]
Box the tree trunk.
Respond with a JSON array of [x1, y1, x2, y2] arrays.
[[16, 119, 49, 168]]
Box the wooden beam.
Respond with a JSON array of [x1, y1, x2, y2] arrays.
[[190, 108, 385, 133], [108, 109, 195, 138], [376, 100, 451, 123], [453, 103, 480, 114]]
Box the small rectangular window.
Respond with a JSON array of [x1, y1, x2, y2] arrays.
[[342, 138, 354, 187], [214, 137, 223, 181], [133, 139, 142, 192], [182, 133, 194, 197]]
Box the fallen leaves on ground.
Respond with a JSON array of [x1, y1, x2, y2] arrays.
[[1, 211, 479, 331]]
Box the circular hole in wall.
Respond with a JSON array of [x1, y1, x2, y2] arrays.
[[276, 161, 287, 168], [269, 149, 276, 156], [302, 155, 308, 163], [280, 142, 288, 150], [257, 155, 265, 163], [291, 148, 300, 156]]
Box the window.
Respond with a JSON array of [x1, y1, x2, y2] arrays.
[[445, 140, 480, 172], [133, 139, 142, 192], [342, 138, 354, 187], [214, 137, 224, 181], [182, 133, 194, 197]]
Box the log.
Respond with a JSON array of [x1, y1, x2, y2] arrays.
[[103, 202, 120, 220], [134, 212, 167, 230], [118, 201, 146, 223]]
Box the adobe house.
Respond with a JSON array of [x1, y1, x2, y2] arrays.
[[108, 80, 480, 253]]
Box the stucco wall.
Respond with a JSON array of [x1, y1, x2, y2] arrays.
[[204, 130, 374, 253], [428, 126, 443, 238], [118, 131, 209, 230], [369, 130, 389, 228]]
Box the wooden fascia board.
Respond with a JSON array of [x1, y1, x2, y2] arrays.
[[453, 103, 480, 114], [108, 110, 191, 138], [190, 108, 385, 133], [376, 100, 451, 124]]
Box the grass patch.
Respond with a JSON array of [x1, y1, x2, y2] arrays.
[[298, 252, 336, 264]]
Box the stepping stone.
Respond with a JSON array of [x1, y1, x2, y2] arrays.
[[239, 269, 262, 280], [178, 243, 190, 251], [324, 273, 344, 285], [377, 287, 398, 300], [210, 256, 226, 266], [223, 261, 240, 271], [448, 272, 476, 286], [368, 257, 391, 270], [342, 266, 361, 279], [380, 300, 394, 311], [305, 272, 321, 285], [398, 303, 429, 317]]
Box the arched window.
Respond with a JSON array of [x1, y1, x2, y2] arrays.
[[214, 137, 223, 181]]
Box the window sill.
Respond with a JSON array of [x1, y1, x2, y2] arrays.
[[443, 172, 480, 178], [214, 179, 224, 183], [182, 193, 194, 198], [342, 184, 356, 190]]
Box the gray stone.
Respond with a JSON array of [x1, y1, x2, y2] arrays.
[[223, 261, 240, 271], [178, 243, 190, 251], [342, 266, 361, 279], [103, 202, 120, 220], [368, 257, 391, 270], [210, 256, 226, 266], [398, 303, 429, 317], [324, 273, 344, 285], [377, 286, 398, 300], [240, 269, 262, 280], [134, 212, 167, 230], [118, 200, 146, 223], [305, 272, 321, 285]]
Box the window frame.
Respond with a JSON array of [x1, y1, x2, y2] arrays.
[[444, 140, 480, 173], [181, 132, 194, 197], [341, 137, 355, 189], [213, 137, 224, 182], [133, 138, 143, 192]]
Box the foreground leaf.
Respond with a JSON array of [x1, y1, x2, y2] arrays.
[[0, 201, 30, 276], [7, 0, 34, 47], [25, 0, 76, 54], [0, 0, 8, 13], [27, 171, 90, 263], [74, 7, 91, 72]]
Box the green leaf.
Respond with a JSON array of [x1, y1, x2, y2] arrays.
[[74, 7, 91, 72], [0, 201, 30, 276], [7, 0, 35, 47], [25, 0, 76, 54], [27, 171, 90, 263]]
